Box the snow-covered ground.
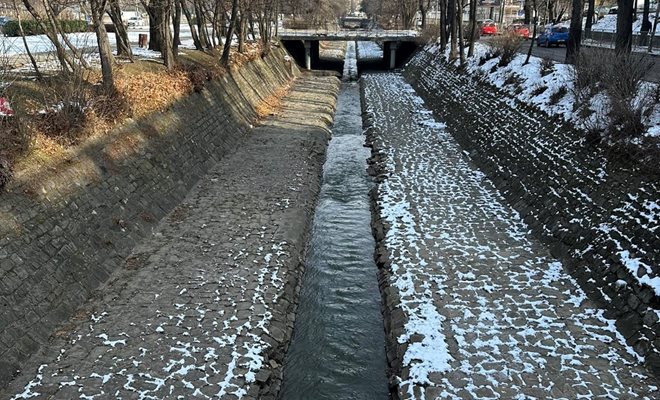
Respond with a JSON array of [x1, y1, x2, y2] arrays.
[[433, 42, 660, 139], [592, 14, 658, 33], [0, 26, 197, 57], [356, 41, 383, 60], [363, 72, 658, 399]]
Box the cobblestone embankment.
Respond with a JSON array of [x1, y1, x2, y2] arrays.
[[403, 48, 660, 373], [362, 73, 658, 399], [0, 74, 339, 399], [0, 45, 315, 389]]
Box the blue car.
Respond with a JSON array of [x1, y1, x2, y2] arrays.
[[536, 25, 569, 47]]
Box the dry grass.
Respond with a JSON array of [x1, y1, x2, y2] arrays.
[[2, 44, 277, 194], [255, 84, 292, 119], [228, 42, 263, 70]]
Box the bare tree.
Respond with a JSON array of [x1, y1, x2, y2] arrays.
[[21, 0, 78, 74], [467, 0, 477, 57], [143, 0, 175, 68], [616, 0, 634, 54], [180, 0, 203, 50], [89, 0, 116, 91], [639, 0, 652, 45], [457, 0, 465, 65], [221, 0, 238, 66], [12, 0, 42, 80], [524, 0, 538, 64], [585, 0, 595, 37], [108, 0, 134, 60], [448, 0, 457, 59], [565, 0, 582, 63]]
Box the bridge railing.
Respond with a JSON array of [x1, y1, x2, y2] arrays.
[[277, 27, 420, 40]]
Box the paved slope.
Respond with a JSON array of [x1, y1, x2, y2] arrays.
[[363, 73, 658, 399], [2, 75, 339, 400]]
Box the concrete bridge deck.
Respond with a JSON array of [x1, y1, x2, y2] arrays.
[[278, 29, 419, 43], [278, 29, 419, 70]]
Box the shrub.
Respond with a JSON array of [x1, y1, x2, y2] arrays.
[[504, 73, 522, 86], [478, 49, 501, 66], [418, 24, 440, 45], [489, 32, 523, 67], [548, 86, 567, 105], [2, 19, 88, 37], [572, 49, 655, 143], [540, 58, 554, 76], [531, 85, 548, 96], [604, 54, 655, 142], [0, 155, 11, 191], [571, 48, 608, 106]]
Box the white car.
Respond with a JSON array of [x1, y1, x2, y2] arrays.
[[127, 16, 144, 28]]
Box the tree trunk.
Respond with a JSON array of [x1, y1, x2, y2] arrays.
[[525, 0, 538, 65], [21, 0, 75, 74], [221, 0, 239, 66], [524, 0, 532, 24], [449, 0, 457, 59], [440, 0, 448, 50], [180, 0, 202, 50], [649, 0, 660, 51], [566, 0, 583, 63], [585, 0, 595, 37], [548, 0, 555, 23], [468, 0, 477, 57], [616, 0, 634, 54], [457, 0, 465, 65], [419, 0, 427, 28], [108, 0, 133, 60], [639, 0, 652, 45], [90, 0, 115, 92], [237, 13, 246, 53], [160, 0, 175, 69], [12, 0, 42, 80], [43, 0, 88, 68], [146, 3, 163, 52], [173, 0, 181, 56], [194, 0, 211, 49]]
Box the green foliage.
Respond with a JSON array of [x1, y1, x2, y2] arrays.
[[2, 19, 88, 37]]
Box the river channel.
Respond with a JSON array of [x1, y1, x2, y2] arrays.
[[279, 42, 388, 399]]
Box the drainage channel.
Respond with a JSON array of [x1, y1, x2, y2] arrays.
[[279, 42, 388, 399]]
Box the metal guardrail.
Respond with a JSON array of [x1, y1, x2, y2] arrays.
[[584, 29, 660, 53]]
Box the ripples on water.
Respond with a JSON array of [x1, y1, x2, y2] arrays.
[[279, 42, 388, 400]]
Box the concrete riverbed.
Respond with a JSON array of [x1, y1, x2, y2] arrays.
[[279, 41, 388, 400]]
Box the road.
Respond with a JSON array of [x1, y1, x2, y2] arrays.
[[481, 36, 660, 82]]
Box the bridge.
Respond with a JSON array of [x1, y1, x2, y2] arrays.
[[277, 29, 420, 70]]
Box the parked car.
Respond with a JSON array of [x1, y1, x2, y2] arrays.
[[508, 23, 530, 39], [536, 25, 569, 47], [608, 6, 618, 14], [127, 16, 145, 28], [481, 20, 497, 36], [0, 16, 10, 34]]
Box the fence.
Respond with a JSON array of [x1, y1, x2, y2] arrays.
[[584, 29, 660, 53]]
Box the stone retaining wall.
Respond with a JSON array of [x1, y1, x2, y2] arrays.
[[0, 45, 300, 388], [402, 48, 660, 374]]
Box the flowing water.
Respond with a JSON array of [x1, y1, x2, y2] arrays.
[[279, 42, 388, 399]]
